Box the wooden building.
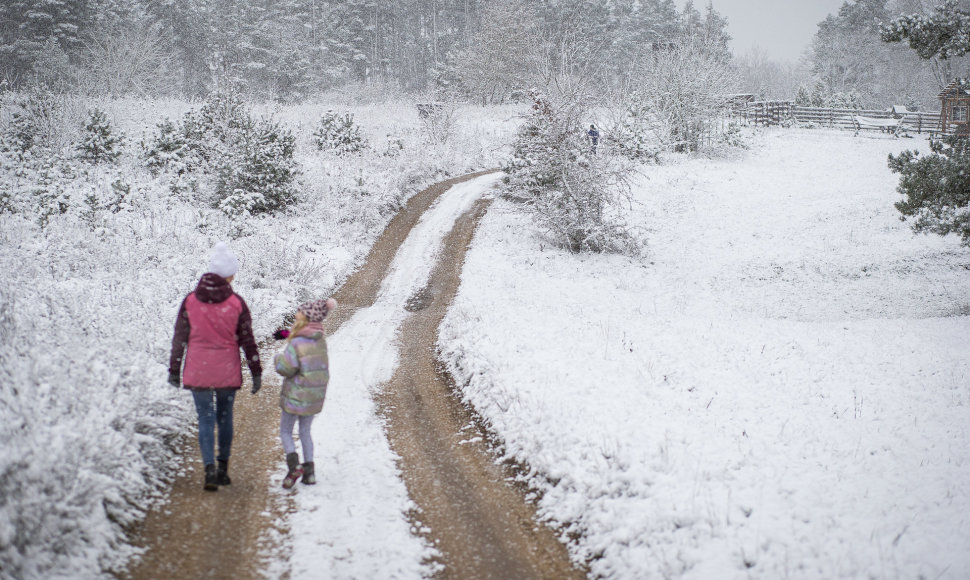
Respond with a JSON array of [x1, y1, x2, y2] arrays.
[[939, 79, 970, 135]]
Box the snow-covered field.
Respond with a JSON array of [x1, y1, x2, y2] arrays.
[[5, 98, 969, 579], [440, 129, 970, 578], [0, 97, 516, 579]]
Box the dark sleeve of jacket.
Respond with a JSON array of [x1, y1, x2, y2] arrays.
[[169, 296, 190, 376], [235, 296, 263, 377]]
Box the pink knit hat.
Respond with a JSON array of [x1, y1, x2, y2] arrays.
[[298, 298, 337, 322]]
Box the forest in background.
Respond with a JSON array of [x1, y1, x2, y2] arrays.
[[0, 0, 728, 101], [2, 0, 968, 109]]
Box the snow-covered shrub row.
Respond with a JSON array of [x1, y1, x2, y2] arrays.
[[0, 93, 519, 578]]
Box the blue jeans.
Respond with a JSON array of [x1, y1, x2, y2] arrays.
[[191, 389, 236, 466]]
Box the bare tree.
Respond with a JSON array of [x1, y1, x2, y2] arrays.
[[80, 22, 173, 98], [624, 35, 738, 152], [531, 28, 611, 107], [735, 46, 812, 99], [452, 0, 542, 105]]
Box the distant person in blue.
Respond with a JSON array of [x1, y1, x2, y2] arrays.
[[587, 124, 600, 154]]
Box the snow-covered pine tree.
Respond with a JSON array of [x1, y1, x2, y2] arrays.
[[889, 134, 970, 243], [313, 111, 367, 155], [882, 0, 970, 59], [0, 0, 84, 88], [503, 91, 638, 255], [142, 91, 298, 214], [77, 109, 123, 163], [216, 116, 297, 217], [883, 0, 970, 244]]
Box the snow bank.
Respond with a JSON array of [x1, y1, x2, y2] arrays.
[[0, 97, 518, 579], [439, 128, 970, 579]]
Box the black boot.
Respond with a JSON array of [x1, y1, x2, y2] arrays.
[[203, 463, 218, 491], [301, 462, 316, 485], [216, 459, 231, 486], [282, 452, 303, 489]]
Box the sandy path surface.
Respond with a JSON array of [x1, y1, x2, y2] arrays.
[[121, 170, 581, 579], [378, 196, 586, 579]]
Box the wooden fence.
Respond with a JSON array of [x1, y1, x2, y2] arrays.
[[736, 102, 943, 134]]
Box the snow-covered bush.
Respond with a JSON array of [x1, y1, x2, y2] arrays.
[[312, 111, 366, 154], [889, 134, 970, 244], [625, 36, 738, 153], [215, 117, 297, 216], [142, 92, 298, 214], [794, 81, 866, 110], [827, 90, 866, 110], [0, 173, 196, 577], [610, 96, 663, 163], [141, 118, 196, 176], [0, 91, 83, 154], [0, 283, 188, 579], [503, 92, 639, 255], [420, 103, 459, 145], [383, 134, 405, 157], [716, 121, 748, 149], [77, 109, 123, 163], [1, 92, 56, 153]]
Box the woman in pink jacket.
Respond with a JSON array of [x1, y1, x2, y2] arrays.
[[169, 242, 262, 491]]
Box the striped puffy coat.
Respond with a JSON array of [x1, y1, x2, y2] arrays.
[[274, 322, 330, 415]]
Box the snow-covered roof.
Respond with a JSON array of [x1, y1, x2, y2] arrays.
[[939, 78, 970, 98]]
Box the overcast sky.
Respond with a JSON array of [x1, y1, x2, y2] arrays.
[[679, 0, 847, 62]]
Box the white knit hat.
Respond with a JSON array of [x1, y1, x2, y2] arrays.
[[207, 242, 239, 278]]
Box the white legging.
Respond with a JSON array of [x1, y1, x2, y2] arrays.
[[280, 411, 315, 462]]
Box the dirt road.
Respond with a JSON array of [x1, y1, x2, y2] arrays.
[[122, 171, 582, 579], [379, 196, 586, 579]]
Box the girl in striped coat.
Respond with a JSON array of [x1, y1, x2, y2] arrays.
[[274, 298, 336, 489]]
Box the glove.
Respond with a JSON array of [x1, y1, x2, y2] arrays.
[[168, 373, 180, 388], [273, 328, 290, 340], [251, 375, 262, 395]]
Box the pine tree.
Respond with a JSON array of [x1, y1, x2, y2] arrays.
[[77, 109, 123, 163], [889, 135, 970, 244], [0, 0, 85, 87], [883, 1, 970, 245], [881, 0, 970, 59]]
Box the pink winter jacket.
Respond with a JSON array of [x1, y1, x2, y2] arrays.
[[169, 273, 262, 388]]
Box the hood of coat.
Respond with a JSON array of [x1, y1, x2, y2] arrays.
[[194, 272, 234, 304], [293, 322, 325, 340]]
